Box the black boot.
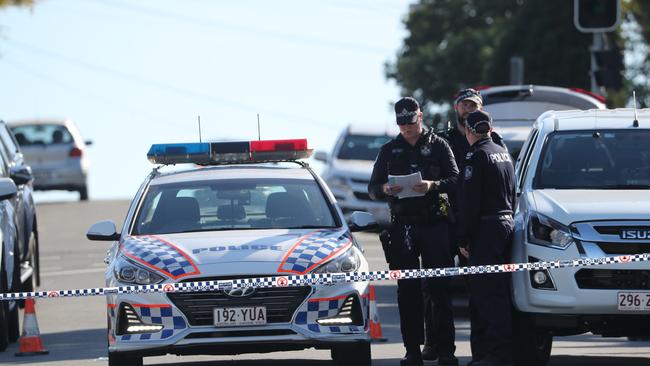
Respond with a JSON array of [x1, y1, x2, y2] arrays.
[[437, 354, 459, 366], [421, 344, 437, 361], [400, 349, 423, 366]]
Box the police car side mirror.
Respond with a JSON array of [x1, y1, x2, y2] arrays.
[[314, 150, 328, 163], [0, 178, 17, 201], [87, 220, 120, 241], [348, 211, 378, 232]]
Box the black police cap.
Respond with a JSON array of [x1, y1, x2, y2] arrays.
[[394, 97, 420, 125], [465, 110, 492, 134]]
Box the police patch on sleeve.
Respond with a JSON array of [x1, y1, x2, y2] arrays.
[[464, 166, 473, 180], [420, 145, 431, 156]]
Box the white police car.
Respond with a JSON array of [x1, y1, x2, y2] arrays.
[[86, 139, 372, 366]]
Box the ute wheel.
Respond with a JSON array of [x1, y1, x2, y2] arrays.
[[331, 341, 371, 366], [79, 186, 89, 201], [513, 311, 553, 366], [8, 245, 21, 342], [108, 352, 143, 366]]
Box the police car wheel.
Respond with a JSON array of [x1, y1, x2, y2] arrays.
[[108, 352, 143, 366], [331, 341, 371, 366], [512, 312, 552, 366]]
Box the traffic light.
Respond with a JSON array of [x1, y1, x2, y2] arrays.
[[574, 0, 620, 33], [593, 48, 624, 89]]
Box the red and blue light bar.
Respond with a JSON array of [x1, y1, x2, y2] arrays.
[[147, 139, 312, 165]]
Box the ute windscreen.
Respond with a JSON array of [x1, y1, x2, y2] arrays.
[[535, 130, 650, 189], [336, 134, 391, 161]]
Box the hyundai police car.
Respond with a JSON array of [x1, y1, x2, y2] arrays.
[[86, 139, 372, 366]]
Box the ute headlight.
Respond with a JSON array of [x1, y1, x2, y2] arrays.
[[313, 247, 361, 274], [328, 175, 350, 190], [114, 255, 166, 284], [527, 212, 574, 250]]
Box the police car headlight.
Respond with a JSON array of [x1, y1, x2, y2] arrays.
[[114, 255, 166, 285], [313, 247, 361, 274], [527, 212, 574, 250]]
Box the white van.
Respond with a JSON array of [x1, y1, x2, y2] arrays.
[[480, 85, 606, 158]]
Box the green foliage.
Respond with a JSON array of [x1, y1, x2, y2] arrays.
[[0, 0, 33, 8], [387, 0, 650, 109]]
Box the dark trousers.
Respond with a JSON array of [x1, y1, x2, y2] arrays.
[[468, 216, 514, 363], [422, 278, 436, 348], [390, 222, 456, 355]]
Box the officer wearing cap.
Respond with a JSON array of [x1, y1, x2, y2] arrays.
[[459, 110, 516, 366], [421, 88, 507, 361], [368, 97, 459, 366]]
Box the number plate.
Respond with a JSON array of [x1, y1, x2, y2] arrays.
[[617, 292, 650, 311], [214, 306, 267, 326]]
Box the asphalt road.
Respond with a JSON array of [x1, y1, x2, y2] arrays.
[[0, 200, 648, 365]]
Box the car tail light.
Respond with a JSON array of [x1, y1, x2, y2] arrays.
[[69, 147, 83, 157]]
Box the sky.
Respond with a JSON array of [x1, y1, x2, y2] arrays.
[[0, 0, 410, 200]]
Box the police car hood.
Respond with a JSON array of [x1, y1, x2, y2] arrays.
[[330, 159, 374, 178], [120, 229, 353, 279], [532, 190, 650, 224]]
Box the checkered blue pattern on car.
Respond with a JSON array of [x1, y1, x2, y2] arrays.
[[120, 235, 200, 280], [294, 295, 363, 334], [118, 304, 187, 342], [278, 229, 353, 274], [107, 304, 117, 345]]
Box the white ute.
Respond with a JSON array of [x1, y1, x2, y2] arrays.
[[511, 108, 650, 366]]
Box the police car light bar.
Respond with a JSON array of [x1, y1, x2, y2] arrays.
[[147, 139, 312, 165]]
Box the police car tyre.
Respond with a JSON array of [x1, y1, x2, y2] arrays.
[[22, 231, 38, 293], [331, 340, 371, 366], [108, 352, 143, 366], [512, 311, 552, 366]]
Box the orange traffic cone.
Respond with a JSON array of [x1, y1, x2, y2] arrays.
[[15, 298, 49, 356], [368, 285, 387, 342]]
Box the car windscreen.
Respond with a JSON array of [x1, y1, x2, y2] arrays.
[[534, 130, 650, 189], [336, 134, 391, 161], [10, 124, 74, 146], [133, 178, 338, 235]]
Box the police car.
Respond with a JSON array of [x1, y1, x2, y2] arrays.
[[86, 139, 372, 366], [511, 108, 650, 366]]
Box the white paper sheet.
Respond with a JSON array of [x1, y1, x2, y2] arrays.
[[388, 171, 424, 199]]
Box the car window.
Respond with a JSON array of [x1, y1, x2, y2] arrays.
[[133, 178, 337, 235], [10, 124, 74, 146], [515, 128, 539, 192], [534, 130, 650, 189], [0, 124, 19, 159], [336, 134, 391, 161]]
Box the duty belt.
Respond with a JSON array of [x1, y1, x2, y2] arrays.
[[392, 215, 441, 225]]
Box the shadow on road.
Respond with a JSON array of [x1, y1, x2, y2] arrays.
[[0, 328, 105, 364]]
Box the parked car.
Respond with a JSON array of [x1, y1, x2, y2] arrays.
[[510, 108, 650, 366], [0, 119, 41, 352], [9, 119, 91, 200], [87, 139, 371, 366], [315, 124, 398, 225], [479, 85, 607, 159]]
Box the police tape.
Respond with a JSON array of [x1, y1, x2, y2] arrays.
[[1, 252, 648, 301]]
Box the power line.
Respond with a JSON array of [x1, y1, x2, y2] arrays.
[[4, 39, 333, 130], [89, 0, 393, 56]]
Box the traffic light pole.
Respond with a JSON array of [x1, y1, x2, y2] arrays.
[[590, 32, 604, 94]]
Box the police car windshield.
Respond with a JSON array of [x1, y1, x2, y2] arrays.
[[534, 130, 650, 189], [336, 134, 392, 161], [133, 178, 337, 235]]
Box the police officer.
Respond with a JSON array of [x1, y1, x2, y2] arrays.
[[459, 110, 516, 366], [369, 97, 459, 366], [421, 88, 507, 361]]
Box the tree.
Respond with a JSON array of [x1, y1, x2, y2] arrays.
[[0, 0, 33, 8], [387, 0, 650, 109]]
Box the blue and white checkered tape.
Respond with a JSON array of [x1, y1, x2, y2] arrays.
[[1, 253, 648, 301]]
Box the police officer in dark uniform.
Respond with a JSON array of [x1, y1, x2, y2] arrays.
[[458, 110, 516, 366], [369, 97, 459, 366], [421, 88, 507, 361]]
